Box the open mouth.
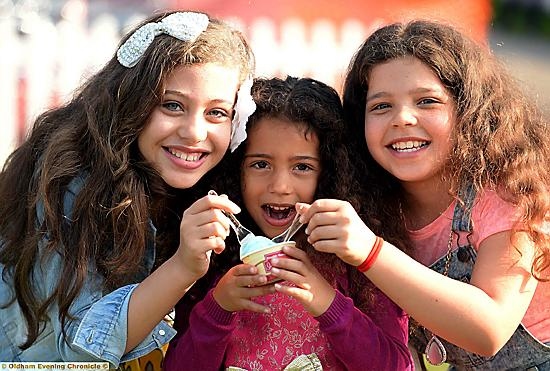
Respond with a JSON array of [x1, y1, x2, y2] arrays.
[[262, 204, 295, 220], [261, 204, 297, 228]]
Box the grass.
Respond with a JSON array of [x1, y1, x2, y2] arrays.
[[423, 355, 451, 371]]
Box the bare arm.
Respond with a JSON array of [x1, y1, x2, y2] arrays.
[[368, 231, 536, 355], [298, 199, 538, 356]]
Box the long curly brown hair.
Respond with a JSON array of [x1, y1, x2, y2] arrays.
[[0, 10, 254, 349], [343, 20, 550, 279]]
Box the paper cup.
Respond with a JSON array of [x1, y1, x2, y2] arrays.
[[241, 241, 295, 285]]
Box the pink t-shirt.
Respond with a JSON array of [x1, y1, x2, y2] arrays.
[[408, 190, 550, 343]]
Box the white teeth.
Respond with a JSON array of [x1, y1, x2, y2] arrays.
[[168, 148, 201, 161], [269, 205, 290, 211], [391, 140, 428, 152]]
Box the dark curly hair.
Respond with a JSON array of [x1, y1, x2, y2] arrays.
[[177, 76, 410, 330]]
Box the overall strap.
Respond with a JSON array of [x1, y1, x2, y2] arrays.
[[451, 184, 477, 234]]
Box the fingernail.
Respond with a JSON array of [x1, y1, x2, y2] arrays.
[[305, 227, 309, 235], [274, 283, 282, 290], [271, 267, 280, 274]]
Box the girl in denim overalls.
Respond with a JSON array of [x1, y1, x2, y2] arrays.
[[407, 185, 550, 370], [296, 20, 550, 370]]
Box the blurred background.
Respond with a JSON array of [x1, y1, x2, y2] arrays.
[[0, 0, 549, 167]]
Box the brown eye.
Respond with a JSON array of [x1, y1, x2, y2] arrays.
[[295, 163, 313, 172], [251, 160, 269, 169]]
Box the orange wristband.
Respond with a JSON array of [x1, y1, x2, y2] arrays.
[[357, 236, 384, 272]]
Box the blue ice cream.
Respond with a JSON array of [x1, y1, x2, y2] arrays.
[[239, 235, 276, 260]]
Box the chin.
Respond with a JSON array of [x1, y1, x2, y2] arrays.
[[164, 175, 203, 190]]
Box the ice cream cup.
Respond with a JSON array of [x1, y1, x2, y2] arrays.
[[241, 241, 295, 285]]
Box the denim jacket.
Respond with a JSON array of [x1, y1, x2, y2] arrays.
[[0, 176, 176, 367]]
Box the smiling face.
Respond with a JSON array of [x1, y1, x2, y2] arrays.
[[364, 56, 456, 190], [241, 118, 321, 238], [138, 63, 240, 189]]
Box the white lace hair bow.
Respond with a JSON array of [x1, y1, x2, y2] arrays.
[[230, 77, 256, 152], [117, 12, 209, 68]]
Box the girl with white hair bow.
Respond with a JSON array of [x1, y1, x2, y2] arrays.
[[0, 10, 255, 366]]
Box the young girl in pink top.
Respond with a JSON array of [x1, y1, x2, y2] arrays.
[[294, 20, 550, 370], [164, 76, 413, 370]]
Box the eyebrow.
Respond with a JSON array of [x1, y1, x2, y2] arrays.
[[366, 91, 388, 102], [366, 87, 444, 102], [164, 89, 235, 105], [244, 153, 320, 162]]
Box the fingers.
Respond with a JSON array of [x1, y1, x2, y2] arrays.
[[274, 282, 313, 302], [211, 237, 226, 254], [233, 267, 270, 288], [227, 264, 265, 286], [306, 222, 345, 244], [232, 264, 258, 276], [280, 244, 308, 260], [270, 251, 311, 290], [228, 279, 277, 313], [183, 207, 229, 236], [241, 284, 276, 299], [204, 193, 241, 215], [306, 239, 341, 254], [298, 199, 342, 220], [213, 265, 276, 313], [181, 194, 242, 249], [239, 299, 273, 314], [295, 202, 311, 223], [271, 246, 308, 273], [271, 268, 311, 290]]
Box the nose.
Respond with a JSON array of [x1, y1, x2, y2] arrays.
[[177, 113, 208, 143], [267, 170, 292, 195], [392, 105, 417, 127]]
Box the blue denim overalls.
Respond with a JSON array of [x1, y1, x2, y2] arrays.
[[409, 186, 550, 370]]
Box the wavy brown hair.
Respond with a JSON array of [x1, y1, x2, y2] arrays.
[[343, 20, 550, 279], [0, 10, 254, 349]]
